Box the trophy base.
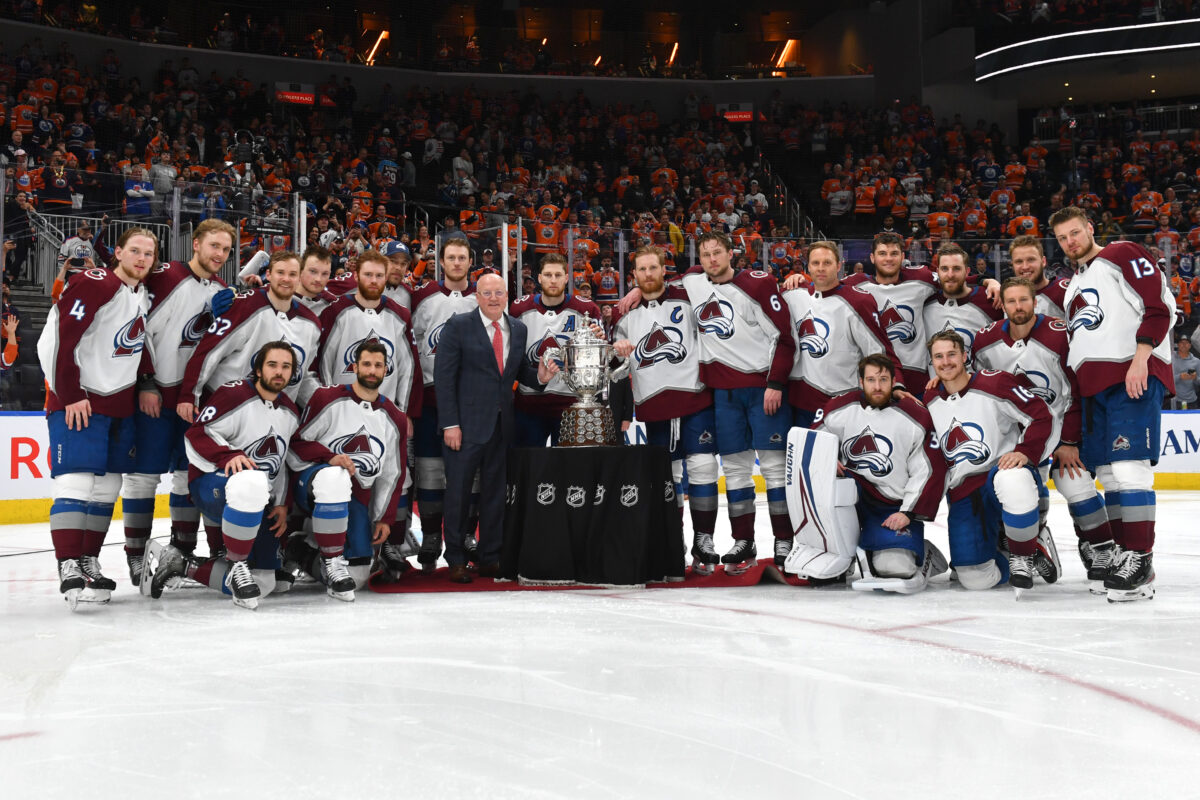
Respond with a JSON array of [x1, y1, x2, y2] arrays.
[[559, 405, 619, 447]]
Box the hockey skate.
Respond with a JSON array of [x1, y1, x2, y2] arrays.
[[58, 558, 86, 611], [689, 533, 719, 576], [773, 538, 793, 569], [321, 556, 356, 602], [281, 535, 317, 581], [1008, 553, 1035, 599], [79, 555, 116, 603], [224, 559, 261, 610], [1080, 540, 1118, 596], [1033, 524, 1061, 584], [142, 541, 198, 599], [377, 539, 414, 582], [1104, 550, 1155, 603], [417, 530, 442, 574], [126, 551, 144, 587], [721, 539, 757, 576]]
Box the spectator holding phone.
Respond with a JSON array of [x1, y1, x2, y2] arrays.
[[1172, 337, 1200, 409]]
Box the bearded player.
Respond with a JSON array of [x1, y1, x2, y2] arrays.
[[1051, 206, 1176, 601]]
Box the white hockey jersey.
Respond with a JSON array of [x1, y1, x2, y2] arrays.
[[38, 267, 149, 416], [845, 267, 939, 376], [681, 267, 795, 389], [185, 379, 301, 504], [139, 260, 227, 407], [510, 293, 603, 412], [921, 286, 1002, 373], [288, 384, 409, 524], [410, 282, 477, 406], [180, 288, 322, 405], [972, 315, 1080, 446], [1063, 240, 1176, 397], [315, 295, 422, 416], [923, 370, 1055, 502], [813, 391, 945, 519], [784, 282, 902, 411], [1035, 277, 1070, 319], [611, 285, 711, 422]]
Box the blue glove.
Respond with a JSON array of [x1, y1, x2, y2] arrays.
[[209, 287, 235, 317]]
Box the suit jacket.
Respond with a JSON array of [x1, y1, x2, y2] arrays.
[[435, 310, 542, 444]]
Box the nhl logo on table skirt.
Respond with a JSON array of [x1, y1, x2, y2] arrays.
[[620, 484, 639, 507], [536, 483, 556, 505], [664, 480, 675, 502], [566, 485, 586, 508]]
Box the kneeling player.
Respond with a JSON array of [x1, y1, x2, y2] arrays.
[[150, 342, 300, 609], [924, 331, 1056, 597], [973, 278, 1113, 587], [787, 354, 947, 592], [283, 342, 409, 600]]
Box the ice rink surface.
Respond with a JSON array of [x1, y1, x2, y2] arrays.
[[2, 492, 1199, 799]]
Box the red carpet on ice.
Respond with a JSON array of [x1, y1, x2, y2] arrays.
[[368, 562, 808, 593]]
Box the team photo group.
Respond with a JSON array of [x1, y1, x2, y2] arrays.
[[39, 201, 1172, 611]]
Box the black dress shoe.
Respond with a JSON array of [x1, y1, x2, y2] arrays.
[[477, 563, 501, 578], [447, 564, 473, 583]]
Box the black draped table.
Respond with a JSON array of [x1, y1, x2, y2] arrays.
[[501, 446, 686, 587]]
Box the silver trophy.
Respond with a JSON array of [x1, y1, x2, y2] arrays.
[[542, 317, 629, 446]]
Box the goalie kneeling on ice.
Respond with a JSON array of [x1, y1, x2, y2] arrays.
[[783, 427, 948, 592]]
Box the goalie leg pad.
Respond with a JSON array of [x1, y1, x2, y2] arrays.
[[853, 541, 948, 594], [783, 428, 861, 580]]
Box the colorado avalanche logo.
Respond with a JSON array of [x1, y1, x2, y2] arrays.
[[247, 428, 286, 478], [696, 294, 736, 339], [329, 426, 385, 478], [527, 332, 572, 363], [840, 426, 894, 477], [796, 312, 830, 357], [879, 301, 917, 344], [1014, 367, 1058, 404], [179, 310, 213, 348], [938, 321, 975, 355], [941, 418, 992, 465], [634, 323, 686, 368], [1068, 289, 1104, 333], [341, 329, 396, 375], [112, 316, 147, 357], [426, 322, 446, 354]]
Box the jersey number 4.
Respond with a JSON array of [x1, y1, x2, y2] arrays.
[[68, 300, 86, 321]]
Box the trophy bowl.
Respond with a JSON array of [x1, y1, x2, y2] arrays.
[[542, 318, 628, 447]]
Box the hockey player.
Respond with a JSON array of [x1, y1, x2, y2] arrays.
[[783, 240, 903, 428], [164, 341, 302, 609], [688, 232, 795, 571], [178, 251, 321, 415], [922, 242, 1002, 369], [37, 228, 156, 608], [408, 235, 478, 571], [293, 245, 339, 316], [789, 353, 947, 592], [510, 252, 603, 447], [1051, 206, 1176, 601], [281, 341, 409, 599], [120, 219, 234, 585], [924, 331, 1056, 596], [315, 249, 422, 416], [611, 245, 721, 572], [381, 240, 413, 310], [973, 278, 1112, 587], [1009, 235, 1070, 318]]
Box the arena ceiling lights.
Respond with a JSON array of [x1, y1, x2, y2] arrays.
[[975, 18, 1200, 81]]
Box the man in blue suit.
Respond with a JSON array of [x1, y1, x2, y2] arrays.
[[436, 273, 558, 582]]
